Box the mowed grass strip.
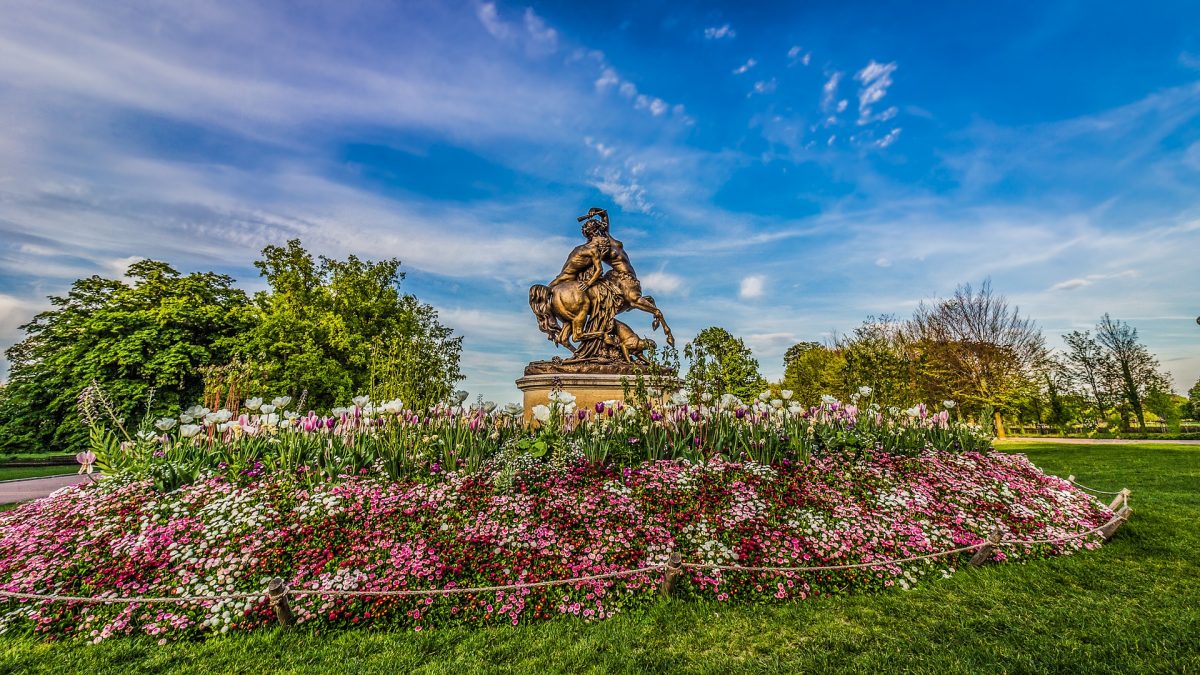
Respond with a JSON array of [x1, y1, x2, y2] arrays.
[[0, 465, 78, 482], [1, 441, 1196, 674]]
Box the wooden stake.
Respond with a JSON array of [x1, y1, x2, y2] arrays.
[[1066, 475, 1075, 483], [1108, 488, 1130, 511], [1101, 506, 1132, 541], [661, 551, 682, 597], [267, 577, 295, 628], [970, 527, 1004, 567]]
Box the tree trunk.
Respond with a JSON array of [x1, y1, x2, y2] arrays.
[[993, 410, 1006, 439], [1121, 362, 1145, 429]]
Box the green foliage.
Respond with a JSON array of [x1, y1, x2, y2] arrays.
[[684, 327, 766, 402], [1094, 314, 1172, 430], [0, 261, 249, 455], [234, 240, 462, 411], [1188, 378, 1200, 419], [780, 341, 844, 408]]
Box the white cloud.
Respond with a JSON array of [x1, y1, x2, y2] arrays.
[[1048, 270, 1137, 292], [522, 8, 558, 53], [855, 60, 898, 125], [476, 3, 512, 40], [750, 79, 777, 97], [876, 127, 902, 148], [584, 136, 615, 158], [739, 274, 765, 299], [733, 58, 756, 75], [704, 24, 735, 40], [641, 271, 684, 295], [788, 46, 811, 66], [595, 67, 619, 91], [821, 72, 842, 114], [590, 168, 652, 213]]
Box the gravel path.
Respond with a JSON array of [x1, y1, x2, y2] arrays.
[[0, 473, 94, 504]]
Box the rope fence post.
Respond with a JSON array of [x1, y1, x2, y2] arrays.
[[1108, 488, 1131, 511], [1100, 506, 1132, 541], [969, 527, 1003, 567], [661, 551, 682, 597], [266, 577, 295, 628]]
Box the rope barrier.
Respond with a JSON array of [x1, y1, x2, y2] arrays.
[[1067, 479, 1125, 496], [0, 479, 1130, 607]]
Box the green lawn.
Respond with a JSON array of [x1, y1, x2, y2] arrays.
[[1, 441, 1197, 674], [0, 465, 77, 482]]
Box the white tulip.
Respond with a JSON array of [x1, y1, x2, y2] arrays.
[[244, 397, 263, 411], [259, 404, 276, 415], [271, 396, 292, 409], [154, 418, 177, 431], [858, 386, 873, 397], [943, 400, 957, 409], [531, 404, 551, 423], [781, 389, 794, 400], [821, 395, 838, 405], [179, 424, 202, 439]]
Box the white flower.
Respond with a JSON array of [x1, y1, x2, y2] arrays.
[[186, 405, 208, 418], [352, 395, 371, 408], [214, 409, 234, 423], [719, 393, 741, 408], [452, 390, 470, 405], [380, 399, 405, 414], [179, 424, 202, 439], [271, 396, 292, 409], [758, 390, 772, 402], [482, 401, 497, 413], [820, 395, 838, 405], [244, 397, 263, 411], [670, 390, 688, 405], [154, 418, 178, 431], [331, 407, 349, 417], [179, 413, 194, 424], [503, 403, 524, 416], [943, 400, 957, 409], [858, 386, 873, 397], [259, 404, 276, 415], [284, 411, 300, 421], [787, 404, 803, 415], [780, 389, 794, 400], [904, 405, 921, 417], [549, 390, 576, 405], [700, 391, 713, 403], [531, 404, 551, 423], [770, 399, 783, 409]]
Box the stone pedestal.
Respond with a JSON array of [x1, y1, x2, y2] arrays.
[[515, 373, 632, 422]]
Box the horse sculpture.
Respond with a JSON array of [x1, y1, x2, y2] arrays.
[[528, 208, 673, 364]]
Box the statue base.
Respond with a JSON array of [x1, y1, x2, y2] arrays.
[[516, 363, 680, 422]]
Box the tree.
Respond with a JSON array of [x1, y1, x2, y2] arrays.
[[781, 342, 844, 408], [684, 327, 766, 402], [1094, 314, 1170, 430], [905, 280, 1047, 436], [837, 316, 923, 409], [0, 260, 249, 454], [1061, 330, 1116, 423], [1188, 378, 1200, 420], [234, 240, 463, 410]]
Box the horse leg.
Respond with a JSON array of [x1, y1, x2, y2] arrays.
[[628, 296, 675, 346]]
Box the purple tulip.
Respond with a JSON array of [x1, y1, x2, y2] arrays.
[[595, 401, 605, 413], [735, 408, 746, 419], [690, 410, 701, 422]]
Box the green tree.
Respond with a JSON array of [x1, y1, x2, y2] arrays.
[[837, 316, 922, 408], [1062, 330, 1116, 423], [1188, 378, 1200, 420], [0, 260, 249, 454], [684, 327, 766, 402], [235, 240, 462, 410], [1094, 314, 1170, 430], [780, 341, 844, 408], [906, 280, 1047, 435]]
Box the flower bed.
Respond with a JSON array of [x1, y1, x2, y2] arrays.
[[0, 448, 1112, 642]]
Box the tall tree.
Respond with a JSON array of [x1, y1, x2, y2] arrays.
[[0, 260, 249, 454], [1094, 314, 1170, 430], [684, 327, 766, 402], [905, 280, 1047, 436], [235, 240, 463, 410], [1062, 330, 1116, 422], [1187, 377, 1200, 420], [836, 316, 923, 409], [781, 341, 844, 408]]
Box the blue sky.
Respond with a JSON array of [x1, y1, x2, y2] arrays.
[[0, 0, 1198, 403]]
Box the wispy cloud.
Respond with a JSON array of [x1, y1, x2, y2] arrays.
[[733, 58, 757, 75], [704, 24, 736, 40], [855, 60, 898, 125]]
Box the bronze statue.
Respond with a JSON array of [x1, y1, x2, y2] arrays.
[[528, 207, 673, 371]]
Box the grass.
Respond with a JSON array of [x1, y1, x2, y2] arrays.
[[1, 441, 1197, 674], [0, 465, 78, 482]]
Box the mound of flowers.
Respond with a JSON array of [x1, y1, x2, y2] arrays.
[[1, 443, 1111, 642]]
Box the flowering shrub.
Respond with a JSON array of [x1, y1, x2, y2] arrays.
[[82, 387, 990, 491], [0, 449, 1111, 641]]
